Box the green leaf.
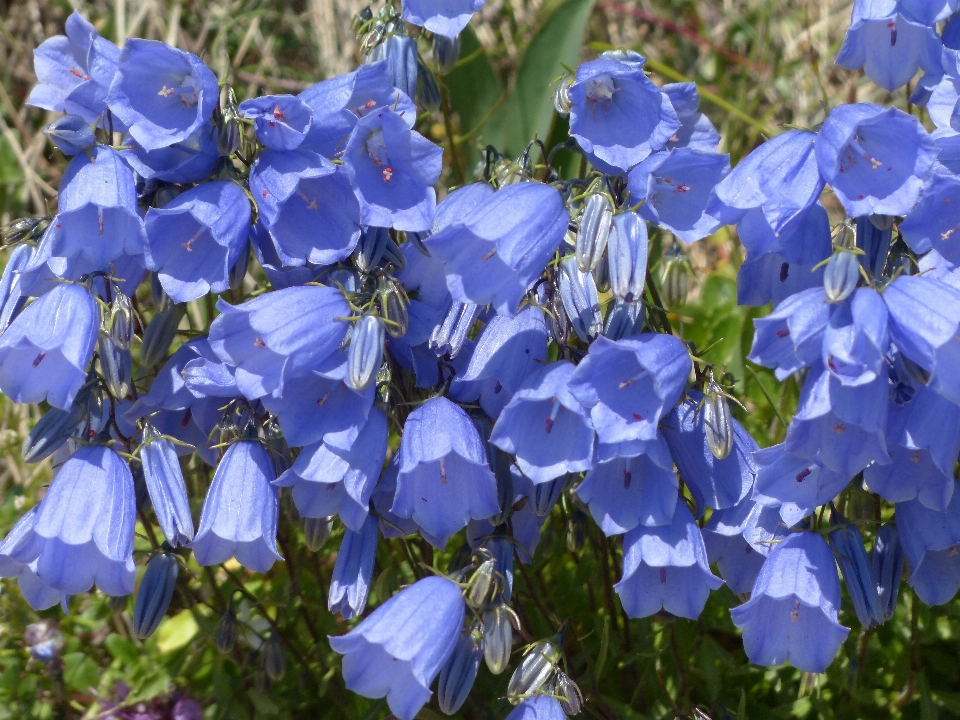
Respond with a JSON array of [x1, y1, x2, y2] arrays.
[[62, 652, 100, 693], [595, 616, 610, 684], [446, 27, 504, 165], [104, 634, 139, 666], [155, 610, 199, 653], [503, 0, 594, 156]]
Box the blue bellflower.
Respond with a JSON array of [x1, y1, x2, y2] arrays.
[[900, 173, 960, 265], [730, 532, 850, 673], [567, 51, 681, 173], [401, 0, 486, 39], [239, 94, 313, 151], [328, 514, 379, 620], [144, 181, 251, 302], [703, 498, 788, 594], [121, 123, 220, 184], [505, 696, 567, 720], [140, 426, 195, 547], [662, 82, 721, 152], [329, 575, 465, 720], [614, 502, 723, 619], [895, 491, 960, 605], [106, 39, 219, 151], [748, 286, 831, 378], [366, 35, 419, 100], [0, 508, 69, 611], [43, 114, 97, 156], [393, 397, 499, 548], [753, 444, 851, 527], [27, 12, 120, 125], [190, 440, 282, 573], [0, 283, 98, 410]]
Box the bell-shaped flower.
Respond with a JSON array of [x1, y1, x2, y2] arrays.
[[239, 94, 313, 151], [662, 82, 721, 152], [708, 129, 823, 237], [329, 575, 465, 720], [614, 502, 723, 619], [0, 508, 70, 611], [367, 35, 419, 100], [144, 181, 251, 302], [7, 445, 136, 596], [190, 440, 282, 573], [208, 284, 351, 400], [393, 397, 499, 548], [576, 434, 677, 535], [459, 306, 549, 397], [567, 51, 680, 172], [786, 363, 889, 478], [106, 39, 218, 151], [0, 243, 33, 335], [895, 492, 960, 605], [276, 408, 387, 531], [43, 114, 96, 156], [26, 11, 120, 125], [900, 173, 960, 266], [748, 287, 831, 378], [730, 532, 849, 673], [753, 444, 852, 527], [628, 148, 729, 243], [822, 288, 890, 386], [250, 149, 361, 267], [882, 274, 960, 404], [425, 182, 569, 316], [568, 333, 691, 445], [836, 1, 941, 92], [662, 392, 758, 512], [0, 283, 98, 410], [140, 426, 195, 547], [505, 696, 566, 720], [702, 498, 788, 595], [121, 123, 220, 184], [401, 0, 485, 39], [343, 108, 442, 232], [299, 61, 416, 158], [490, 360, 595, 484], [328, 514, 379, 619], [815, 103, 935, 217]]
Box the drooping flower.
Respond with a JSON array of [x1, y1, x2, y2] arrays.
[[328, 514, 380, 620], [392, 397, 499, 548], [329, 575, 465, 720], [0, 508, 69, 611], [567, 51, 680, 173], [120, 123, 220, 185], [505, 696, 567, 720], [614, 502, 723, 619], [140, 425, 195, 547], [662, 82, 721, 152], [748, 287, 831, 378], [239, 94, 313, 151], [0, 283, 98, 410], [27, 11, 120, 125], [400, 0, 486, 39], [730, 532, 850, 673], [895, 492, 960, 605], [702, 498, 788, 595], [458, 306, 549, 399], [822, 288, 890, 386], [752, 444, 851, 527], [106, 39, 219, 151], [144, 181, 251, 302], [190, 440, 282, 573], [43, 114, 97, 156]]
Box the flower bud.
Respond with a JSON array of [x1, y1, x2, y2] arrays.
[[558, 257, 602, 343], [823, 249, 860, 304], [438, 625, 483, 714], [304, 516, 334, 551], [218, 115, 240, 157], [507, 641, 561, 703], [576, 194, 613, 273], [871, 523, 903, 622], [532, 477, 565, 517], [829, 510, 883, 628], [486, 534, 514, 602], [141, 425, 195, 547], [355, 226, 390, 272], [229, 242, 250, 292], [140, 304, 185, 368], [466, 557, 497, 608], [98, 335, 132, 398], [544, 289, 570, 345], [370, 34, 418, 99], [22, 394, 88, 463], [133, 552, 179, 639], [347, 315, 385, 391], [856, 215, 892, 279], [264, 631, 286, 682], [151, 272, 173, 313], [554, 670, 583, 715], [660, 241, 691, 309], [433, 34, 461, 74], [603, 299, 644, 340], [216, 607, 239, 653], [109, 292, 135, 350], [417, 56, 441, 112], [482, 602, 517, 675], [607, 211, 649, 303], [702, 379, 733, 460], [489, 447, 516, 527], [554, 74, 575, 116], [0, 242, 32, 334], [43, 114, 96, 156], [430, 301, 480, 357], [381, 236, 407, 270], [566, 506, 586, 552], [2, 217, 47, 246], [378, 278, 408, 338]]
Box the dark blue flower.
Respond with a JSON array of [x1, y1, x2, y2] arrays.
[[393, 396, 499, 548], [568, 333, 691, 445], [250, 149, 361, 266], [120, 123, 220, 184], [614, 502, 723, 619], [730, 531, 849, 673], [329, 575, 465, 720], [106, 39, 218, 151], [0, 283, 98, 410], [568, 51, 680, 172], [26, 12, 120, 125], [144, 181, 251, 302], [190, 440, 282, 573], [343, 108, 442, 232], [239, 94, 313, 150], [872, 522, 903, 621], [815, 103, 936, 217], [329, 514, 379, 619], [490, 360, 595, 484], [828, 510, 885, 628], [424, 182, 569, 316], [401, 0, 486, 39]]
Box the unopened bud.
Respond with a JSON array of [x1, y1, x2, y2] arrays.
[[304, 516, 334, 551], [554, 74, 575, 117], [566, 505, 586, 552], [217, 88, 241, 157], [554, 670, 583, 715], [558, 257, 602, 343], [467, 558, 497, 608], [438, 624, 482, 714], [603, 299, 644, 340], [507, 641, 560, 703], [417, 56, 441, 112], [608, 211, 649, 303], [660, 241, 691, 309], [356, 226, 390, 272], [151, 272, 173, 313], [702, 380, 733, 460], [140, 304, 185, 368], [576, 194, 613, 272], [433, 34, 461, 75], [109, 292, 135, 349], [43, 114, 96, 156], [264, 631, 286, 682], [532, 477, 565, 517], [381, 236, 407, 270], [229, 242, 250, 291], [379, 278, 408, 338], [216, 607, 239, 653], [133, 552, 179, 639], [99, 335, 133, 398], [829, 510, 883, 628], [823, 250, 860, 304], [22, 396, 88, 463], [430, 301, 479, 357], [482, 602, 517, 675], [871, 523, 903, 622], [489, 448, 516, 527], [348, 315, 385, 391]]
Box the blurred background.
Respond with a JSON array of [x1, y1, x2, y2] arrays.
[[3, 1, 959, 719]]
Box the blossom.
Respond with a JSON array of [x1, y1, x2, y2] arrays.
[[140, 426, 195, 547], [328, 514, 379, 619], [0, 508, 69, 611], [239, 94, 313, 151], [401, 0, 486, 39]]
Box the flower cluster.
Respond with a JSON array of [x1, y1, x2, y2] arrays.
[[2, 0, 960, 717]]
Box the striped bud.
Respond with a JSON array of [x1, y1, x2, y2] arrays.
[[98, 335, 132, 398], [379, 278, 408, 338], [823, 249, 860, 304], [22, 394, 88, 463], [554, 74, 574, 116], [438, 625, 482, 714], [660, 241, 691, 309], [507, 641, 560, 703], [607, 211, 649, 303], [356, 226, 390, 272], [576, 194, 613, 272], [489, 447, 516, 527], [381, 236, 407, 270], [430, 301, 480, 358], [433, 34, 461, 75], [216, 607, 239, 653], [417, 56, 441, 111], [829, 510, 884, 628], [558, 257, 602, 343], [467, 557, 497, 609], [348, 315, 385, 391], [151, 272, 173, 313], [603, 299, 644, 340], [482, 602, 517, 675], [141, 425, 195, 547], [140, 304, 185, 368], [133, 552, 179, 639], [264, 631, 286, 682], [554, 670, 583, 715], [702, 379, 734, 460], [532, 477, 565, 517], [567, 505, 587, 552], [304, 516, 334, 551], [871, 523, 903, 622], [109, 292, 135, 349], [486, 534, 514, 602]]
